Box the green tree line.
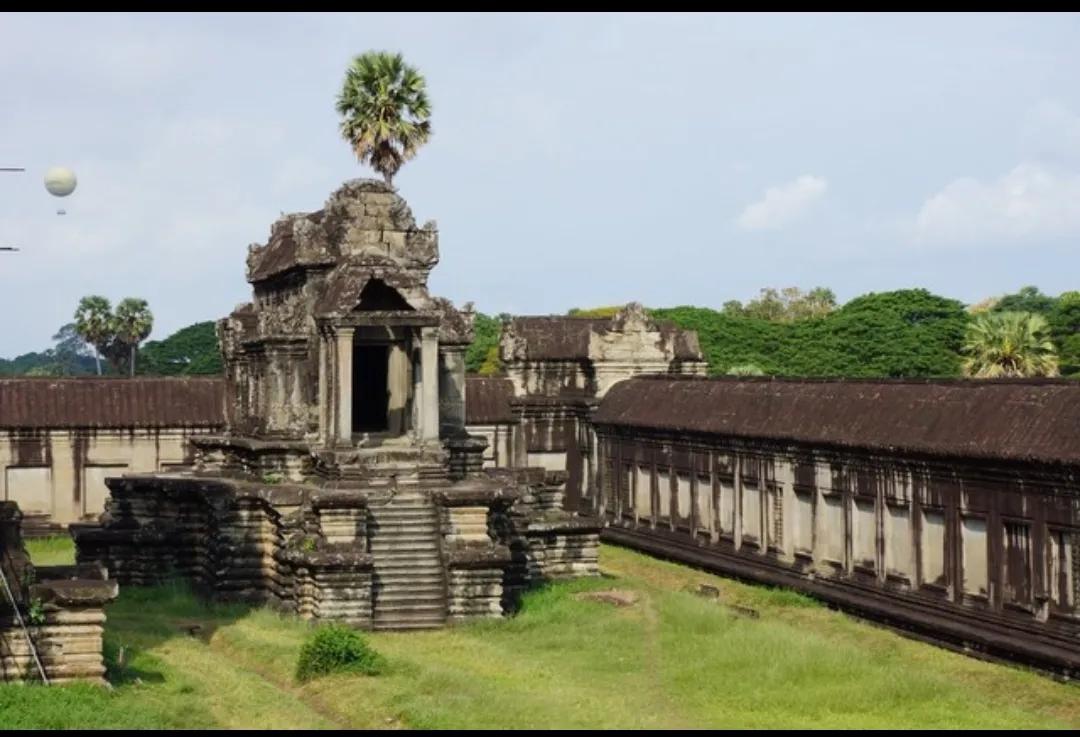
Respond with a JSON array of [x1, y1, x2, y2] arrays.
[[4, 286, 1077, 380]]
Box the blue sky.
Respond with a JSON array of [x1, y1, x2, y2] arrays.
[[2, 12, 1080, 356]]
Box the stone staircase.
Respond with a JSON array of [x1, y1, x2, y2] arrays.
[[367, 489, 448, 630]]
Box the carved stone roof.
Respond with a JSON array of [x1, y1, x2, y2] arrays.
[[246, 179, 438, 285], [594, 375, 1080, 466], [501, 304, 703, 362], [313, 265, 433, 317]]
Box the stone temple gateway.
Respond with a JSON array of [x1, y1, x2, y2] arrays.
[[72, 181, 601, 630]]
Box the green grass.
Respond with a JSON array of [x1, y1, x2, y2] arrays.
[[5, 539, 1079, 728], [24, 535, 76, 567]]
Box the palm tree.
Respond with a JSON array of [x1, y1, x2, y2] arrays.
[[961, 311, 1059, 378], [113, 298, 154, 377], [73, 295, 113, 375], [336, 51, 432, 186]]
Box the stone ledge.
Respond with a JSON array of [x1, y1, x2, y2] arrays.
[[30, 579, 119, 608], [275, 547, 374, 569], [445, 542, 512, 569], [522, 512, 603, 534], [34, 564, 109, 582], [433, 479, 519, 507], [192, 434, 313, 452]]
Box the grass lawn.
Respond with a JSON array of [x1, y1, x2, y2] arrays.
[[24, 534, 80, 567], [4, 536, 1079, 729]]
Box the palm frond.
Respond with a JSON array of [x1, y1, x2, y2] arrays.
[[336, 51, 432, 184]]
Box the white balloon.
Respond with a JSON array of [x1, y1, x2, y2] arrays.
[[44, 166, 77, 197]]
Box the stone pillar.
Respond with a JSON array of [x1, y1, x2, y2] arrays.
[[387, 342, 409, 436], [335, 327, 354, 444], [439, 346, 467, 437], [420, 327, 440, 442], [318, 333, 328, 444]]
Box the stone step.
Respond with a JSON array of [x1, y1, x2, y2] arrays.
[[371, 499, 437, 507], [370, 533, 441, 545], [373, 590, 447, 604], [373, 602, 447, 617], [370, 545, 440, 554], [373, 564, 443, 574], [373, 557, 440, 566], [373, 616, 446, 628], [369, 528, 440, 539], [370, 515, 440, 525], [373, 565, 443, 575], [374, 576, 446, 588], [373, 567, 443, 576], [370, 522, 440, 531], [371, 507, 438, 518], [373, 619, 446, 631], [373, 563, 443, 574], [373, 575, 444, 587], [372, 551, 442, 559], [371, 533, 438, 544], [370, 513, 439, 524]]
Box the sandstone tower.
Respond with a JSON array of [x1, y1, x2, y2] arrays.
[[73, 181, 600, 630]]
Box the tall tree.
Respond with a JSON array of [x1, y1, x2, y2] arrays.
[[961, 311, 1059, 378], [336, 51, 432, 186], [465, 312, 503, 375], [50, 323, 94, 376], [73, 295, 113, 375], [1049, 291, 1080, 377], [112, 298, 154, 377], [739, 286, 836, 323], [994, 286, 1057, 315]]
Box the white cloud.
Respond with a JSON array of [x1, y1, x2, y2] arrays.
[[737, 175, 828, 231], [914, 162, 1080, 245]]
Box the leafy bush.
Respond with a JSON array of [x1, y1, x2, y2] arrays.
[[465, 312, 503, 374], [295, 624, 383, 682], [27, 598, 46, 626]]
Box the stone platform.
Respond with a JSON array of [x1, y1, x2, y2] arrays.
[[1, 502, 118, 684], [73, 466, 599, 630]]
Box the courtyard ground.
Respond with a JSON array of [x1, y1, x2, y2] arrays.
[[2, 539, 1079, 729]]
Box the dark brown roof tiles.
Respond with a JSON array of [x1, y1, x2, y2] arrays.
[[594, 376, 1080, 466], [465, 377, 514, 424], [0, 378, 226, 430]]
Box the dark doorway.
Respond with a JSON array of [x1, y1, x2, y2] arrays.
[[353, 344, 389, 432]]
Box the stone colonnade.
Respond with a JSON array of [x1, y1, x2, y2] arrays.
[[319, 322, 442, 445]]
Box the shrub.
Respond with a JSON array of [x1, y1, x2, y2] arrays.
[[295, 624, 383, 682], [27, 598, 46, 626]]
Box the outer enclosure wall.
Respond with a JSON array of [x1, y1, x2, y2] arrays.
[[594, 426, 1080, 676], [0, 427, 217, 530]]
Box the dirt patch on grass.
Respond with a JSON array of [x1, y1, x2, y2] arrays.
[[574, 590, 639, 607]]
